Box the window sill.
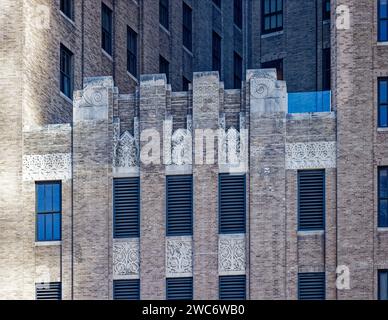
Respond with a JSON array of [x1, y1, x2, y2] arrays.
[[101, 49, 113, 61], [60, 91, 73, 104], [35, 241, 62, 247], [261, 30, 284, 39], [297, 230, 325, 236], [59, 10, 75, 27], [234, 24, 242, 33], [378, 227, 388, 232], [322, 19, 330, 25], [377, 41, 388, 46], [183, 46, 193, 57], [159, 24, 170, 36], [377, 127, 388, 132], [127, 71, 138, 83]]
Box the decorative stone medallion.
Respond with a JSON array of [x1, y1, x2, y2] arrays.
[[219, 234, 246, 276], [113, 239, 140, 279], [166, 237, 193, 278]]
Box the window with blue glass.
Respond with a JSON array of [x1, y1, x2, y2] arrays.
[[262, 0, 283, 34], [160, 0, 169, 30], [378, 78, 388, 127], [36, 182, 61, 242], [379, 270, 388, 300], [234, 0, 242, 29], [60, 0, 73, 20], [60, 44, 73, 99], [379, 0, 388, 42], [183, 3, 192, 51], [378, 167, 388, 227]]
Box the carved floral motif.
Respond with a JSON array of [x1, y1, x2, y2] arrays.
[[285, 141, 336, 170], [113, 239, 140, 279], [219, 235, 246, 275], [166, 237, 192, 277], [113, 118, 139, 169], [23, 153, 72, 181]]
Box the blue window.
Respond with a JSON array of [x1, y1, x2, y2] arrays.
[[102, 3, 113, 55], [234, 52, 243, 89], [127, 27, 138, 78], [166, 175, 193, 236], [379, 0, 388, 42], [219, 174, 246, 234], [60, 44, 73, 99], [378, 167, 388, 227], [36, 182, 61, 242], [298, 170, 325, 231], [113, 178, 140, 238], [262, 0, 283, 34], [183, 3, 192, 51], [219, 275, 246, 300], [113, 279, 140, 300], [378, 78, 388, 128], [379, 270, 388, 300], [166, 278, 193, 300], [234, 0, 242, 29], [36, 282, 62, 300], [298, 272, 326, 300]]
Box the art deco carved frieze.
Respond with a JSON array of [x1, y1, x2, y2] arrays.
[[23, 153, 72, 181], [113, 239, 140, 279], [113, 118, 140, 170], [219, 234, 246, 276], [285, 141, 336, 170], [166, 237, 193, 278]]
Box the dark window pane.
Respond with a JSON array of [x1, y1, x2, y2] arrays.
[[60, 0, 73, 19], [262, 0, 283, 34], [159, 55, 169, 83], [102, 4, 113, 55], [183, 3, 192, 51], [380, 21, 388, 41], [160, 0, 169, 29]]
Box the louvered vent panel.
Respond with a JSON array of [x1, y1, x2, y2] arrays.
[[219, 275, 246, 300], [166, 278, 193, 300], [113, 178, 140, 238], [113, 279, 140, 300], [36, 282, 61, 300], [298, 273, 326, 300]]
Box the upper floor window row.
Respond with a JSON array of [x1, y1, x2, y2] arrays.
[[60, 44, 73, 100], [262, 0, 283, 34]]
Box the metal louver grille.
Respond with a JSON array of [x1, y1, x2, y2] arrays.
[[36, 282, 61, 300], [113, 279, 140, 300], [166, 175, 193, 236], [298, 170, 325, 231], [166, 278, 193, 300], [219, 174, 246, 234], [298, 272, 326, 300], [219, 275, 246, 300], [113, 178, 140, 238]]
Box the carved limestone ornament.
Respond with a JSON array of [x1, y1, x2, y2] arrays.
[[166, 237, 193, 277], [219, 234, 246, 275], [113, 118, 140, 169], [76, 77, 111, 108], [218, 113, 248, 172], [285, 141, 336, 170], [113, 239, 140, 279], [23, 153, 72, 181], [164, 115, 192, 166], [250, 72, 276, 99]]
